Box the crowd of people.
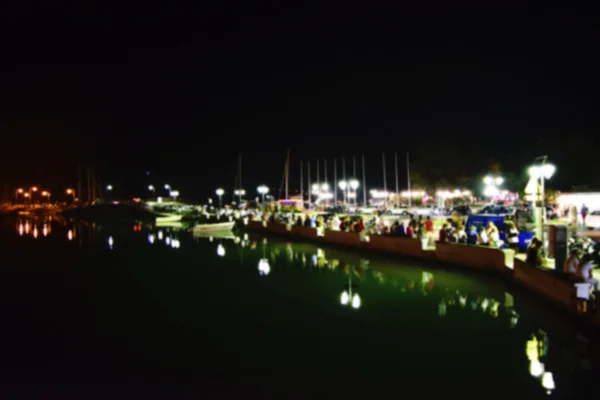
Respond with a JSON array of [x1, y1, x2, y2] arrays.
[[253, 209, 523, 251]]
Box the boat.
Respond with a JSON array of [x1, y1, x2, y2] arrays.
[[192, 229, 236, 240], [155, 214, 183, 223], [192, 221, 235, 233]]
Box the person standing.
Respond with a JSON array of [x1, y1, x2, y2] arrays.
[[581, 204, 589, 225]]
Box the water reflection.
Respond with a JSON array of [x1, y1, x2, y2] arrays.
[[526, 330, 555, 394], [12, 221, 594, 394]]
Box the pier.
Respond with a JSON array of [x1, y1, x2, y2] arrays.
[[245, 219, 600, 327]]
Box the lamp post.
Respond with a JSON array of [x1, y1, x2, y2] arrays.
[[527, 160, 556, 242], [312, 183, 321, 205], [29, 186, 38, 204], [320, 183, 330, 207], [338, 180, 348, 206], [15, 188, 24, 204], [66, 188, 75, 202], [169, 190, 179, 202], [234, 189, 246, 206], [257, 185, 269, 203], [349, 178, 360, 208], [216, 188, 225, 209], [148, 185, 156, 200], [483, 176, 504, 200], [41, 191, 51, 204]]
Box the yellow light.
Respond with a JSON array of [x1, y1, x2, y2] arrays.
[[67, 230, 73, 241], [17, 188, 24, 193], [66, 189, 73, 194], [23, 193, 30, 198], [41, 191, 48, 196], [31, 187, 38, 192]]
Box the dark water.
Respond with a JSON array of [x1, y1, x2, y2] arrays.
[[0, 216, 597, 398]]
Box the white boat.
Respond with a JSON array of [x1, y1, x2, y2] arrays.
[[155, 214, 183, 223], [192, 221, 235, 233], [192, 229, 236, 240]]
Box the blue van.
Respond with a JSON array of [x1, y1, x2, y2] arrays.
[[465, 214, 534, 252]]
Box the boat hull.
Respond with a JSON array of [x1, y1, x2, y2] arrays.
[[155, 214, 183, 223], [192, 221, 235, 232]]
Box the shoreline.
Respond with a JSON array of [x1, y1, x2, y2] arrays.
[[244, 220, 600, 328]]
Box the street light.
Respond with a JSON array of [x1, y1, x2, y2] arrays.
[[41, 191, 51, 203], [106, 185, 113, 191], [216, 188, 225, 209], [234, 189, 246, 204], [349, 179, 360, 208], [483, 176, 503, 199], [257, 185, 269, 203], [148, 185, 156, 199], [527, 160, 556, 242], [169, 190, 179, 201], [66, 188, 75, 202], [15, 188, 24, 204], [338, 180, 348, 205]]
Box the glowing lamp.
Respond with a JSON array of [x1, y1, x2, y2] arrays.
[[340, 291, 349, 305], [215, 188, 224, 196], [338, 181, 347, 190], [351, 293, 361, 309], [321, 183, 329, 192], [349, 179, 359, 190], [217, 244, 225, 257]]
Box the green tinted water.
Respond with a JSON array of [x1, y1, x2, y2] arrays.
[[0, 216, 596, 397]]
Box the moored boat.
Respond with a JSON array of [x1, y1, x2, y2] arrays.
[[155, 214, 183, 223], [192, 221, 235, 233]]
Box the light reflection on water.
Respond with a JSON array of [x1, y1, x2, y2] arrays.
[[12, 219, 598, 396]]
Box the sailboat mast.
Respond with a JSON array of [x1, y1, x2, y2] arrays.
[[333, 158, 337, 205], [239, 153, 243, 191], [407, 152, 411, 207], [362, 155, 367, 207], [394, 152, 399, 208], [77, 164, 82, 203], [300, 160, 303, 202], [353, 156, 356, 177], [382, 153, 387, 193], [285, 148, 290, 199], [316, 159, 320, 188], [307, 160, 311, 203]]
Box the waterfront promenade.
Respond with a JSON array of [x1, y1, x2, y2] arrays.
[[244, 219, 600, 328]]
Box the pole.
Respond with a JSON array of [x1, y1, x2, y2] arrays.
[[77, 164, 82, 203], [285, 148, 290, 199], [316, 159, 320, 188], [300, 160, 304, 203], [334, 158, 338, 205], [86, 167, 91, 204], [394, 152, 399, 208], [342, 157, 347, 205], [382, 153, 387, 207], [353, 156, 356, 178], [406, 152, 411, 207], [307, 161, 311, 204], [362, 155, 367, 207]]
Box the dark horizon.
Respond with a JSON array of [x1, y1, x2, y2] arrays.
[[2, 4, 599, 199]]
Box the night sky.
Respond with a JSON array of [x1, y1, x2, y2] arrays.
[[1, 3, 599, 201]]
